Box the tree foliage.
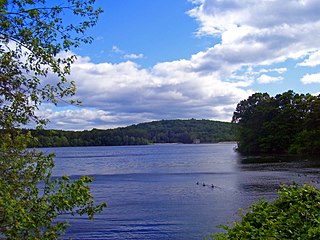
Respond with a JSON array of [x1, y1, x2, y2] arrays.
[[0, 0, 102, 128], [0, 132, 105, 239], [24, 119, 237, 147], [210, 183, 320, 239], [0, 1, 106, 238], [232, 90, 320, 155]]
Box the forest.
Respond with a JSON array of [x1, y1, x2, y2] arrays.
[[232, 90, 320, 155], [25, 119, 237, 147]]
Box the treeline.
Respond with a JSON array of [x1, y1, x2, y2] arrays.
[[25, 119, 237, 148], [232, 90, 320, 155]]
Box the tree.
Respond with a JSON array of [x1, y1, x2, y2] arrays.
[[232, 92, 276, 153], [0, 0, 106, 238], [1, 0, 103, 128], [290, 94, 320, 155], [232, 91, 320, 155], [210, 183, 320, 239]]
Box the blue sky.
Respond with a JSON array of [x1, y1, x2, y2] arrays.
[[76, 0, 214, 66], [43, 0, 320, 130]]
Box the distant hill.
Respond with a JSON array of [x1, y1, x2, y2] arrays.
[[27, 119, 237, 147]]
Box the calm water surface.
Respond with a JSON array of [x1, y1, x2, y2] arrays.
[[42, 143, 320, 239]]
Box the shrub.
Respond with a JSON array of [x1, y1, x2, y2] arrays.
[[210, 183, 320, 239]]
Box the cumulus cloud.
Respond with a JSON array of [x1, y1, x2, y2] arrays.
[[38, 106, 155, 130], [257, 74, 283, 84], [299, 50, 320, 67], [50, 55, 251, 129], [189, 0, 320, 35], [301, 73, 320, 84], [188, 0, 320, 67], [40, 0, 320, 130]]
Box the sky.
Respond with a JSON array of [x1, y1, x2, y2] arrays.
[[41, 0, 320, 130]]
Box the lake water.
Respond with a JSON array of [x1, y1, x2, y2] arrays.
[[43, 143, 320, 239]]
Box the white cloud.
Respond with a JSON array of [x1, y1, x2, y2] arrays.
[[301, 73, 320, 84], [257, 74, 283, 84], [39, 0, 320, 130], [259, 68, 288, 74], [189, 0, 320, 35], [111, 45, 124, 54], [299, 50, 320, 67], [39, 53, 252, 130], [111, 46, 144, 61], [38, 107, 129, 130], [124, 53, 144, 59], [188, 0, 320, 67]]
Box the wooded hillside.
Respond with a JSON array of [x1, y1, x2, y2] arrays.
[[26, 119, 237, 147]]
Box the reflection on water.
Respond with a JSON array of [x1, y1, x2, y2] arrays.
[[239, 154, 320, 168], [236, 154, 320, 202], [42, 144, 320, 240]]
